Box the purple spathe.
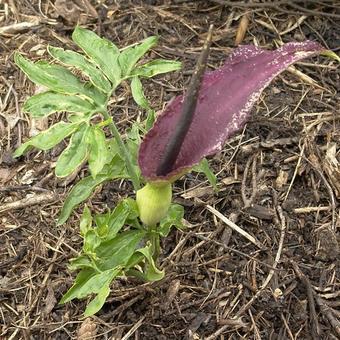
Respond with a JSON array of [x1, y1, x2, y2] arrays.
[[138, 41, 325, 181]]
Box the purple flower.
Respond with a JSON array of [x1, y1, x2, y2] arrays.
[[138, 41, 326, 182]]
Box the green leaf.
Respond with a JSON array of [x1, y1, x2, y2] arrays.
[[55, 124, 90, 177], [14, 121, 80, 157], [60, 268, 96, 304], [67, 111, 94, 123], [72, 26, 121, 87], [96, 230, 146, 271], [87, 126, 109, 178], [84, 230, 101, 253], [94, 212, 110, 238], [23, 91, 96, 118], [130, 77, 150, 110], [126, 122, 142, 173], [15, 53, 94, 98], [58, 175, 108, 225], [61, 267, 120, 304], [48, 46, 112, 93], [137, 244, 165, 281], [119, 36, 158, 77], [321, 50, 340, 62], [131, 59, 182, 78], [84, 283, 111, 317], [158, 203, 184, 237], [105, 200, 134, 240], [101, 198, 140, 240], [192, 158, 218, 191], [68, 255, 97, 271], [80, 205, 92, 236], [125, 252, 144, 269], [57, 154, 127, 225], [130, 77, 155, 130], [145, 109, 156, 131], [124, 198, 140, 222]]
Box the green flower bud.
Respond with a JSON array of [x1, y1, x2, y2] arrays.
[[136, 182, 172, 226]]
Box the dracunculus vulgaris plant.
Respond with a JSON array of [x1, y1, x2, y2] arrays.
[[13, 25, 338, 316]]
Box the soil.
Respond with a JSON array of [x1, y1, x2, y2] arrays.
[[0, 1, 339, 339]]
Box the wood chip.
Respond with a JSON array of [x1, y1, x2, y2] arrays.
[[235, 14, 249, 45], [206, 205, 266, 250], [0, 191, 58, 213], [77, 318, 97, 340], [0, 20, 40, 35]]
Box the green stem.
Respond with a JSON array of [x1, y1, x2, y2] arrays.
[[101, 109, 140, 191], [149, 225, 160, 260]]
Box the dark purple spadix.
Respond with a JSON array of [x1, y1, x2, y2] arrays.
[[139, 41, 326, 182], [156, 25, 213, 176]]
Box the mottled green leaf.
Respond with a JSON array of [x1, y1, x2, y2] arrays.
[[72, 26, 121, 87], [15, 53, 93, 98], [48, 46, 111, 93], [158, 204, 184, 237], [55, 124, 90, 178], [131, 59, 182, 78], [23, 91, 96, 118], [87, 126, 108, 178], [14, 121, 80, 157], [119, 36, 158, 77]]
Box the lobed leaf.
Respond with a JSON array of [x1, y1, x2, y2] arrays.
[[14, 121, 81, 157], [48, 46, 112, 93], [55, 123, 90, 178], [72, 26, 121, 88], [23, 91, 96, 118]]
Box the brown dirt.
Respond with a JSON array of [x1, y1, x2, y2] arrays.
[[1, 1, 340, 339]]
